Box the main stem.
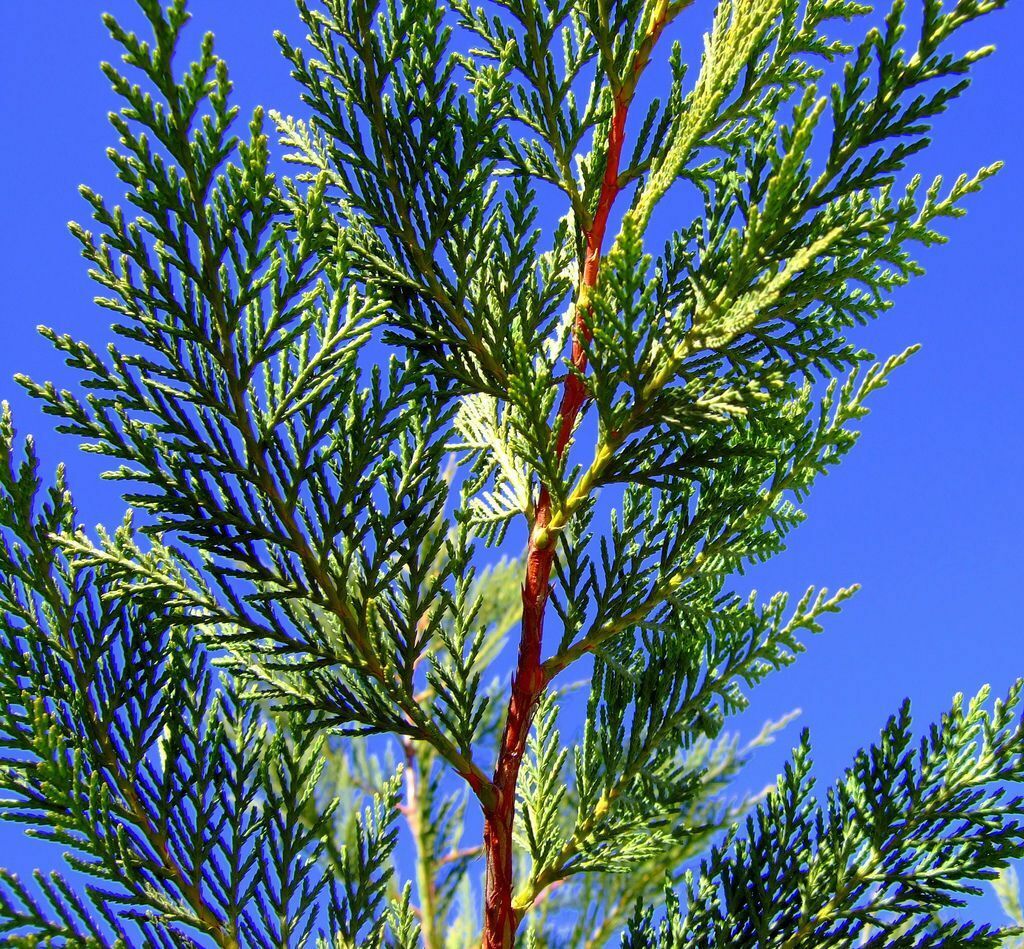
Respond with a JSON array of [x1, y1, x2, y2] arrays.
[[478, 6, 681, 938], [480, 96, 630, 949]]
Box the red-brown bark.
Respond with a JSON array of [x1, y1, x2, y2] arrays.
[[480, 11, 675, 944], [480, 99, 628, 949]]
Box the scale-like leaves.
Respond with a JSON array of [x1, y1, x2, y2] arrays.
[[2, 0, 1018, 943], [0, 417, 405, 946], [626, 683, 1024, 947]]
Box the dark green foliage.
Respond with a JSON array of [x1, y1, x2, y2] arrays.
[[0, 418, 402, 946], [625, 685, 1024, 946]]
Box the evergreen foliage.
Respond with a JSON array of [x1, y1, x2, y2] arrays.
[[1, 0, 1020, 944]]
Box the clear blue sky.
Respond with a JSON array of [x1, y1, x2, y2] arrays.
[[2, 0, 1022, 933]]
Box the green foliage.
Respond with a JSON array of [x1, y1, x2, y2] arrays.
[[0, 418, 403, 946], [994, 865, 1024, 948], [1, 0, 1020, 944], [624, 685, 1024, 947]]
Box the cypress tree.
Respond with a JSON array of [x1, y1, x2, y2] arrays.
[[1, 0, 1021, 945]]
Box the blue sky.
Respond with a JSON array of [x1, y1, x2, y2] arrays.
[[2, 0, 1022, 934]]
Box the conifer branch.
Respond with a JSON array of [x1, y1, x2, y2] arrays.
[[401, 739, 441, 949], [483, 1, 683, 941], [2, 0, 1018, 944]]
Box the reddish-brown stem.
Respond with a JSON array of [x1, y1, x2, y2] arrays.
[[480, 97, 630, 949], [480, 10, 678, 942]]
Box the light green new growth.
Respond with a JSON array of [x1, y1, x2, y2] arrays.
[[0, 0, 1021, 945]]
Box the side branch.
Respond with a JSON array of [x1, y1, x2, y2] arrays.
[[166, 86, 495, 807], [401, 739, 441, 949]]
